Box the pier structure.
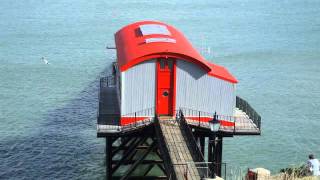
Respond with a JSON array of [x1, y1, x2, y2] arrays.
[[97, 21, 261, 180]]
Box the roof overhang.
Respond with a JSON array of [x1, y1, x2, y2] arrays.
[[114, 20, 238, 84]]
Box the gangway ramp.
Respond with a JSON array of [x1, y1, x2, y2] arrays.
[[155, 116, 202, 180]]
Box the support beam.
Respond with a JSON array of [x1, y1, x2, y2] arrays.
[[112, 176, 167, 180], [112, 160, 163, 165], [208, 135, 214, 178], [143, 164, 155, 176], [120, 142, 156, 180], [106, 137, 113, 180], [200, 137, 205, 155], [157, 164, 166, 175], [112, 145, 152, 152], [208, 136, 213, 162], [112, 137, 133, 156], [112, 137, 148, 174], [214, 136, 223, 177]]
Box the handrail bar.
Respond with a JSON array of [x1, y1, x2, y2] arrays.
[[121, 107, 155, 117], [236, 96, 261, 130], [154, 116, 177, 180], [100, 75, 115, 87], [178, 110, 211, 178], [178, 104, 261, 133]]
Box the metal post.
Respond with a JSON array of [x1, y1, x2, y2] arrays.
[[106, 138, 113, 180], [135, 112, 137, 127], [208, 135, 216, 178], [215, 136, 223, 177], [200, 137, 205, 155], [234, 118, 236, 133], [198, 111, 201, 126], [212, 134, 216, 179]]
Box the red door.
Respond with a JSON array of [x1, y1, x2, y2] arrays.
[[156, 58, 175, 115]]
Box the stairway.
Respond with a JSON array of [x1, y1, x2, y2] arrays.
[[158, 116, 201, 180]]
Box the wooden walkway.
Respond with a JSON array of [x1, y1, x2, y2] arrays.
[[158, 117, 201, 180]]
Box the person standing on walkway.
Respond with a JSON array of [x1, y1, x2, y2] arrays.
[[307, 154, 320, 176]]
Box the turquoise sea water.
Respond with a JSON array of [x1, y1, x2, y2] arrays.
[[1, 0, 320, 179]]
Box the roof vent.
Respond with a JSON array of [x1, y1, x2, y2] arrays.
[[145, 38, 176, 44], [139, 24, 171, 36]]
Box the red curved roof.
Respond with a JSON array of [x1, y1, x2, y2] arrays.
[[115, 21, 238, 84]]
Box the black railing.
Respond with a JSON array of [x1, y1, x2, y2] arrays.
[[97, 75, 120, 132], [121, 118, 153, 132], [179, 106, 261, 134], [236, 96, 261, 130], [154, 116, 177, 180], [121, 107, 155, 131], [179, 107, 235, 125], [178, 110, 210, 178], [179, 107, 235, 132], [122, 107, 155, 118], [100, 75, 115, 87]]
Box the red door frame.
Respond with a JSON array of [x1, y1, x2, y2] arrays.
[[155, 58, 176, 116]]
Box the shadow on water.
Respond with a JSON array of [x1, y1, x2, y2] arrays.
[[0, 65, 113, 180]]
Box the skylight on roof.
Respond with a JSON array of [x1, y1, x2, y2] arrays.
[[139, 24, 171, 36], [145, 38, 176, 44]]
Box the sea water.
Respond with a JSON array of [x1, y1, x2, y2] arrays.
[[0, 0, 320, 179]]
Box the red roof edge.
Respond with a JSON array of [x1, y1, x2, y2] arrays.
[[115, 20, 238, 84], [207, 62, 238, 84]]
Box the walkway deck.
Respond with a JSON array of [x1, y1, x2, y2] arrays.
[[158, 117, 201, 180], [185, 108, 260, 135]]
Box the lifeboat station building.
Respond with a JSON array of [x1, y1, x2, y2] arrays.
[[97, 21, 261, 180]]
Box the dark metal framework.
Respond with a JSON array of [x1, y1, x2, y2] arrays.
[[104, 125, 168, 180], [101, 115, 228, 179], [98, 73, 262, 179]]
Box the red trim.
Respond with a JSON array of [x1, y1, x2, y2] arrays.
[[115, 21, 238, 84], [155, 58, 175, 115], [120, 116, 235, 126], [155, 61, 159, 115], [186, 117, 235, 127], [120, 117, 151, 125], [207, 62, 238, 83], [155, 60, 158, 115], [172, 60, 177, 115]]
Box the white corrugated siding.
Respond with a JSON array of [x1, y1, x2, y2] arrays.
[[176, 60, 236, 116], [121, 60, 156, 116]]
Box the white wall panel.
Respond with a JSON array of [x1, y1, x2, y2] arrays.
[[176, 60, 236, 116], [121, 60, 155, 116]]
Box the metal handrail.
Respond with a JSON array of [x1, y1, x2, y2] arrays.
[[236, 96, 261, 129], [179, 107, 235, 121], [120, 107, 155, 131], [178, 110, 210, 178], [122, 107, 155, 117], [154, 116, 177, 180], [178, 105, 261, 133], [121, 118, 153, 132], [178, 107, 234, 131], [100, 75, 115, 87]]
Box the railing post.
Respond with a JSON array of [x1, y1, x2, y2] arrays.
[[135, 112, 137, 127], [234, 118, 236, 133], [198, 111, 201, 126]]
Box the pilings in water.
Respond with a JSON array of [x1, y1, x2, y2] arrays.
[[103, 124, 226, 179], [103, 126, 168, 180]]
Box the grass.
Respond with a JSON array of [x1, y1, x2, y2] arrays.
[[270, 164, 319, 180]]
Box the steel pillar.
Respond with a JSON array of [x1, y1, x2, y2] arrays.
[[214, 135, 223, 177], [106, 137, 113, 180], [200, 137, 205, 155], [208, 134, 223, 177]]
